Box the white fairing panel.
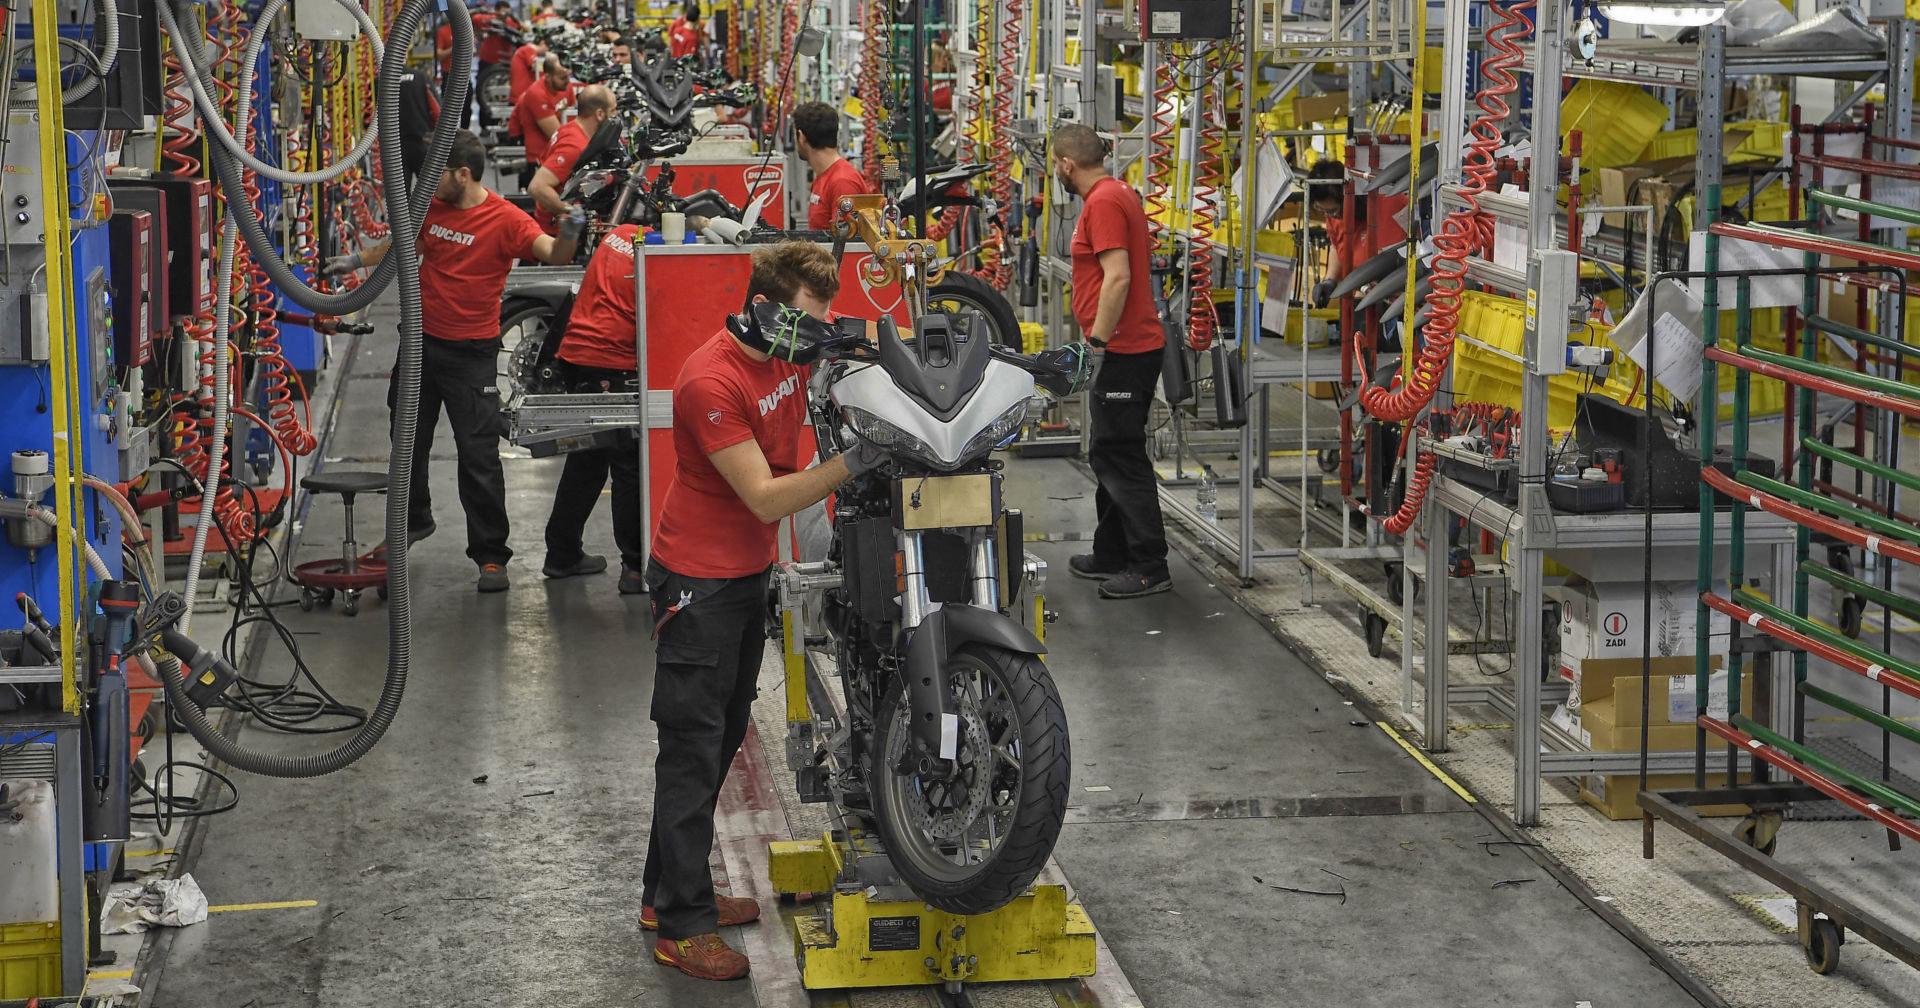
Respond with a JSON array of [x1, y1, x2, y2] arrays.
[[830, 359, 1033, 469]]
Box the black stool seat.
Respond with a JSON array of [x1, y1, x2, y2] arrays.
[[301, 471, 389, 497]]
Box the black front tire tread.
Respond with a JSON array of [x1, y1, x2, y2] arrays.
[[870, 644, 1070, 917], [928, 273, 1022, 350]]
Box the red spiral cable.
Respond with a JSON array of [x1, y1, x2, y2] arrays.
[[170, 410, 256, 544], [981, 0, 1019, 290], [159, 17, 200, 174], [1379, 451, 1436, 535], [726, 0, 742, 79], [858, 0, 887, 184], [1185, 46, 1226, 352], [1144, 60, 1178, 244], [1358, 0, 1533, 422]]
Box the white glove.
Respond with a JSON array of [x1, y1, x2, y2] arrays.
[[322, 252, 363, 279]]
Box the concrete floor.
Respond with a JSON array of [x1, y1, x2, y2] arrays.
[[143, 303, 1704, 1006]]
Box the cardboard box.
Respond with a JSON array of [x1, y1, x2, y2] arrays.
[[1578, 697, 1700, 752], [1579, 772, 1750, 820], [1594, 130, 1755, 231], [1293, 91, 1348, 126], [1571, 656, 1749, 725], [1558, 575, 1729, 675]]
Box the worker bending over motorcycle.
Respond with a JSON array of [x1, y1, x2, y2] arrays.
[[535, 218, 647, 590], [511, 53, 577, 189], [528, 83, 616, 235], [640, 242, 884, 981], [792, 100, 876, 230], [322, 131, 583, 592]]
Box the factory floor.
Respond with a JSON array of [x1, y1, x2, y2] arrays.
[[123, 301, 1705, 1006]]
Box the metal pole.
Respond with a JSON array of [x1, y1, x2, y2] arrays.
[[1238, 0, 1258, 586], [1398, 0, 1426, 718], [1513, 0, 1563, 826], [635, 249, 651, 573], [911, 0, 928, 236]]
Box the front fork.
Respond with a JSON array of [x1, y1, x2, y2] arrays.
[[897, 527, 1036, 766]]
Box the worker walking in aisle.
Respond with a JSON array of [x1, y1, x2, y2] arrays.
[[640, 242, 884, 980], [321, 132, 583, 592], [1053, 124, 1171, 599], [793, 101, 876, 231], [538, 220, 646, 590], [668, 5, 705, 63], [511, 54, 576, 189], [528, 84, 616, 235]]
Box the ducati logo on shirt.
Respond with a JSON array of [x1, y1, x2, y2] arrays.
[[758, 374, 802, 417], [708, 409, 723, 424], [428, 223, 476, 247]]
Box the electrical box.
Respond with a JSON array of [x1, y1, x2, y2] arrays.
[[0, 114, 46, 247], [110, 177, 212, 318], [1525, 249, 1577, 378], [107, 210, 154, 367], [84, 266, 110, 401], [102, 185, 170, 326], [1139, 0, 1236, 39], [53, 2, 165, 130], [293, 0, 361, 40]]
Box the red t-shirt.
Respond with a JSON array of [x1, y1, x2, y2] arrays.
[[1069, 177, 1161, 354], [809, 158, 874, 230], [669, 19, 703, 59], [509, 44, 539, 105], [1326, 193, 1411, 275], [420, 191, 546, 341], [556, 224, 640, 370], [533, 120, 591, 232], [512, 78, 574, 162], [651, 330, 812, 578], [475, 12, 516, 65]]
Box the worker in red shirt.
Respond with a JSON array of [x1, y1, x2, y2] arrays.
[[511, 54, 575, 188], [792, 101, 875, 231], [507, 36, 546, 107], [320, 132, 583, 592], [1307, 159, 1410, 306], [1053, 124, 1170, 599], [528, 84, 615, 234], [537, 222, 645, 588], [668, 5, 705, 62], [642, 242, 884, 980]]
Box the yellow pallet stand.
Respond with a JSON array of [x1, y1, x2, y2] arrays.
[[768, 562, 1093, 990]]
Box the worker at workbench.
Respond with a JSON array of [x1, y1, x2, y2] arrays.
[[793, 100, 876, 231], [320, 131, 583, 592], [1053, 124, 1172, 600], [536, 219, 647, 590], [641, 242, 885, 981], [511, 54, 577, 189], [1307, 159, 1409, 307], [528, 84, 616, 234]]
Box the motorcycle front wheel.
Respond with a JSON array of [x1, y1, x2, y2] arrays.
[[926, 272, 1022, 351], [870, 643, 1070, 915]]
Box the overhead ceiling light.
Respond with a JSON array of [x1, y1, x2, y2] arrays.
[[1596, 0, 1726, 26]]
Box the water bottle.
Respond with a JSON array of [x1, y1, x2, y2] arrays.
[[1196, 469, 1219, 525]]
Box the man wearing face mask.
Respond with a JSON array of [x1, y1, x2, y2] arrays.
[[528, 83, 616, 235], [1051, 123, 1171, 600], [321, 131, 583, 592]]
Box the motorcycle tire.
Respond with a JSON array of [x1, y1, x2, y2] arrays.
[[926, 272, 1022, 351], [870, 642, 1070, 916], [478, 66, 513, 111], [499, 300, 557, 390]]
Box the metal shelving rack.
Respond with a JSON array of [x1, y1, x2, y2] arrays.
[[1415, 11, 1915, 827]]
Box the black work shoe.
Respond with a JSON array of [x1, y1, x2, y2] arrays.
[[366, 521, 436, 561], [618, 566, 647, 595], [1068, 554, 1125, 580], [543, 554, 608, 579], [477, 563, 510, 593], [1098, 570, 1172, 599]]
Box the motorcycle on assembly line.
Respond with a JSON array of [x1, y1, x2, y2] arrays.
[[743, 299, 1091, 913]]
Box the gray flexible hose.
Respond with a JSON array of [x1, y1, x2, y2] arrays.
[[161, 0, 472, 316], [145, 0, 473, 778], [13, 0, 117, 104], [157, 0, 382, 185]]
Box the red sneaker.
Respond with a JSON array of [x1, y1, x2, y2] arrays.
[[654, 932, 749, 980], [640, 894, 761, 930]]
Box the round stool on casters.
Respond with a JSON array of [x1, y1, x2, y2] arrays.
[[291, 471, 389, 616]]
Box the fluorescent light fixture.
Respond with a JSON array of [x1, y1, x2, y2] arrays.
[[1596, 1, 1726, 26]]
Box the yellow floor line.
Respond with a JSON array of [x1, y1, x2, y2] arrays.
[[207, 900, 318, 913], [125, 848, 175, 857], [88, 969, 134, 980], [1376, 721, 1476, 804]]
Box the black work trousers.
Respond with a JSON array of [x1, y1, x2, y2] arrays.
[[640, 560, 768, 940], [1088, 348, 1168, 580], [543, 430, 644, 573], [387, 335, 512, 566]]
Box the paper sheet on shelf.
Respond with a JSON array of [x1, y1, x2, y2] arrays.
[[1687, 231, 1802, 309], [1615, 278, 1706, 401]]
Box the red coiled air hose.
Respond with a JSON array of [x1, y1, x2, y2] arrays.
[[1358, 0, 1534, 423]]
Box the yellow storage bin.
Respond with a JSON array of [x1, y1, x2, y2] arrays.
[[1114, 62, 1143, 98], [0, 921, 60, 1000], [1284, 306, 1341, 346], [1019, 322, 1047, 354], [1639, 121, 1789, 164], [1562, 80, 1669, 170], [1451, 290, 1645, 428]]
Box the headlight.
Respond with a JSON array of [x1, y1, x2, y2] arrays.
[[843, 406, 941, 469], [957, 396, 1032, 461]]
